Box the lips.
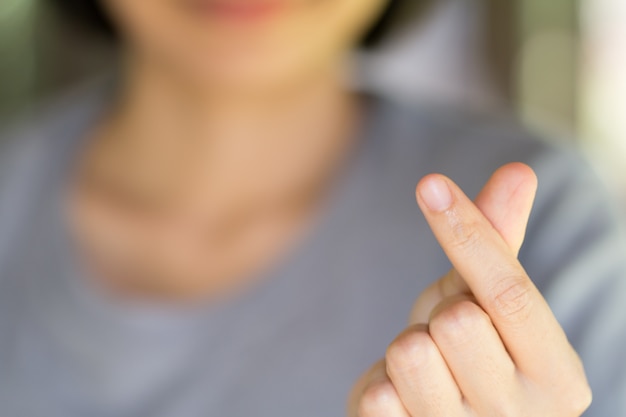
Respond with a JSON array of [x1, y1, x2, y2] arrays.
[[183, 0, 286, 22]]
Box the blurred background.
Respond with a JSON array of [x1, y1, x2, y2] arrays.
[[1, 0, 625, 203]]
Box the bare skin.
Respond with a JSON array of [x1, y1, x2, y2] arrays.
[[348, 163, 592, 417]]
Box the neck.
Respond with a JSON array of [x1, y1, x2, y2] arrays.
[[108, 53, 358, 146], [87, 55, 362, 215], [74, 55, 363, 301]]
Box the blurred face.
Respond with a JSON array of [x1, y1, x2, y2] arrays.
[[103, 0, 390, 91]]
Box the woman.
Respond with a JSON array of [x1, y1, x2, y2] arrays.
[[0, 0, 624, 416]]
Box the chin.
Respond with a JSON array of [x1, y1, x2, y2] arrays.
[[171, 49, 331, 95]]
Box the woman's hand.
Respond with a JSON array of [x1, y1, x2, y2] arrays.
[[348, 163, 592, 417]]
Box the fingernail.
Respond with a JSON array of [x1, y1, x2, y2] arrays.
[[419, 176, 453, 212]]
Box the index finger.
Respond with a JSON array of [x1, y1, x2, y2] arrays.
[[409, 163, 539, 324], [415, 170, 573, 377]]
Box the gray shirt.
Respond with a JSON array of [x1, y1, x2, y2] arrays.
[[1, 77, 625, 416]]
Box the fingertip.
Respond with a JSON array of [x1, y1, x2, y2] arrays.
[[415, 173, 449, 199], [416, 174, 454, 213], [495, 162, 538, 193]]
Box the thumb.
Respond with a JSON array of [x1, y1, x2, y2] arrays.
[[408, 163, 538, 324], [474, 162, 538, 257]]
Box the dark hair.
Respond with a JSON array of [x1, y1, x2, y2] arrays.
[[50, 0, 427, 48]]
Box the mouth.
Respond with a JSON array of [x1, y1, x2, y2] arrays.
[[182, 0, 287, 23]]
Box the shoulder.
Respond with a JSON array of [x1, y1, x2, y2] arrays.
[[2, 73, 114, 140], [0, 74, 114, 182], [0, 75, 113, 262], [366, 92, 626, 291], [368, 94, 599, 200]]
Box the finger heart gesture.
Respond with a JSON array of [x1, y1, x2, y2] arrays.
[[349, 163, 592, 417]]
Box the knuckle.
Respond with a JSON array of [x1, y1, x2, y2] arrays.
[[358, 379, 398, 416], [385, 327, 435, 373], [485, 400, 521, 417], [429, 299, 490, 342], [448, 218, 483, 253], [488, 276, 534, 324]]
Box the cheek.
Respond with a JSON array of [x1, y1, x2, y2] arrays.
[[104, 0, 389, 87]]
